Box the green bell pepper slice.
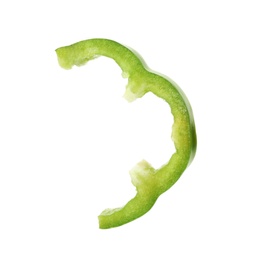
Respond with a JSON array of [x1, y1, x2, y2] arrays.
[[55, 39, 197, 229]]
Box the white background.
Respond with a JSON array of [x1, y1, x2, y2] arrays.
[[0, 0, 265, 259]]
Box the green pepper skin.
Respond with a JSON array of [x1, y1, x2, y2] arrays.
[[56, 39, 197, 229]]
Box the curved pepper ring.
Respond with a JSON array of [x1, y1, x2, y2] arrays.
[[56, 39, 197, 229]]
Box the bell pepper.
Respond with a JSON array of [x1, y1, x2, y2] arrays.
[[55, 39, 197, 229]]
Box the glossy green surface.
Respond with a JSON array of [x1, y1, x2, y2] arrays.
[[56, 39, 197, 229]]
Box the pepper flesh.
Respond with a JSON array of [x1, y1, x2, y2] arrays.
[[55, 39, 197, 229]]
